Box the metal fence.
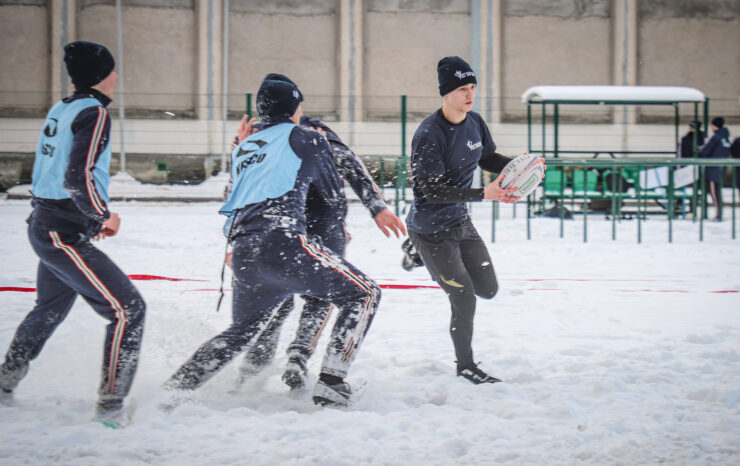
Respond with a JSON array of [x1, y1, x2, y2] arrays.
[[488, 158, 740, 243]]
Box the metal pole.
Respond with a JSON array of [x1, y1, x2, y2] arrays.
[[115, 0, 126, 173], [541, 103, 546, 157], [693, 103, 698, 155], [221, 0, 230, 175], [668, 165, 674, 243], [636, 164, 642, 244], [732, 164, 736, 240], [611, 163, 617, 240], [559, 164, 564, 239], [700, 165, 706, 240], [526, 195, 531, 240], [674, 103, 679, 152], [554, 103, 559, 158], [583, 167, 588, 243], [527, 104, 532, 153]]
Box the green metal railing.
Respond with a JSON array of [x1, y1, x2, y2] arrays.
[[523, 158, 739, 243]]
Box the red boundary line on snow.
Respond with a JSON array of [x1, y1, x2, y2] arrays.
[[2, 274, 736, 294], [127, 274, 207, 282]]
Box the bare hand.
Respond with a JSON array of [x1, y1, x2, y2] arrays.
[[484, 174, 520, 203], [225, 251, 232, 269], [373, 208, 407, 238], [236, 115, 258, 144], [94, 212, 120, 241]]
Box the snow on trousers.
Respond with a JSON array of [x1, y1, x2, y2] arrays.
[[0, 223, 145, 409], [168, 229, 380, 390], [408, 219, 498, 368], [243, 217, 347, 368]]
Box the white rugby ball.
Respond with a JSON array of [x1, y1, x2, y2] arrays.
[[499, 153, 545, 198]]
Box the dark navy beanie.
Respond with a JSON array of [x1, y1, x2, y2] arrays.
[[711, 117, 725, 128], [64, 41, 115, 89], [256, 73, 304, 124], [437, 56, 477, 96]]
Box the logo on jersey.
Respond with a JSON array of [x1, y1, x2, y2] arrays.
[[236, 139, 268, 157], [41, 143, 56, 158], [467, 140, 482, 151], [43, 118, 58, 138], [235, 139, 269, 176], [454, 70, 475, 80]]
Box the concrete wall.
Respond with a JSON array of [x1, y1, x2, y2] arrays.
[[228, 2, 338, 118], [502, 16, 612, 121], [79, 1, 198, 117], [638, 0, 740, 121], [0, 2, 49, 117], [1, 0, 737, 121], [0, 0, 738, 187]]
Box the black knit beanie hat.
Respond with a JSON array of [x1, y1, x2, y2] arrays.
[[711, 117, 725, 128], [64, 41, 115, 89], [256, 73, 304, 124], [437, 56, 477, 96]]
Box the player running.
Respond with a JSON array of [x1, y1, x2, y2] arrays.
[[0, 42, 146, 428], [405, 56, 519, 384], [231, 114, 406, 390], [164, 74, 381, 407]]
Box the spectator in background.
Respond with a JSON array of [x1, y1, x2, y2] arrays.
[[678, 121, 705, 158], [731, 136, 740, 198], [698, 117, 731, 221]]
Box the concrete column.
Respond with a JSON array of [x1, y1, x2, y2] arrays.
[[338, 0, 363, 123], [470, 0, 481, 114], [196, 0, 223, 154], [613, 0, 638, 125], [490, 0, 503, 123], [50, 0, 76, 103]]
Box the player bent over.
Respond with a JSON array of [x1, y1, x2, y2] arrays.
[[165, 74, 380, 407], [405, 56, 518, 384], [232, 114, 405, 390], [0, 42, 145, 427]]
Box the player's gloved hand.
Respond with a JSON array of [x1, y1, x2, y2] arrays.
[[484, 174, 520, 203], [373, 208, 407, 238]]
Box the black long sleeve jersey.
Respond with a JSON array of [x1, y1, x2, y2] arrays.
[[406, 109, 511, 234]]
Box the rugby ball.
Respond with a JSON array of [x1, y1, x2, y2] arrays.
[[498, 153, 545, 198]]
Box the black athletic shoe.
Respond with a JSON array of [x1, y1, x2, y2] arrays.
[[282, 355, 308, 390], [401, 238, 424, 271], [312, 379, 352, 407], [457, 363, 501, 384]]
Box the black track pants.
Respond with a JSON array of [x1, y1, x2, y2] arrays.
[[0, 223, 145, 410], [409, 219, 498, 368]]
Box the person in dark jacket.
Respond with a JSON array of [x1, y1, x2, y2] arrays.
[[164, 74, 381, 408], [731, 137, 740, 198], [698, 117, 732, 220], [0, 42, 145, 428], [229, 113, 405, 390], [678, 121, 705, 158], [406, 56, 528, 385]]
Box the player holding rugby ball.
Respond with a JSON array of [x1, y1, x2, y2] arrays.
[[405, 56, 543, 384]]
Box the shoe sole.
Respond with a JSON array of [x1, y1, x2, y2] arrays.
[[281, 369, 306, 390], [312, 395, 349, 407]]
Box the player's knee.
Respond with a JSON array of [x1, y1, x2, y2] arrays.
[[476, 279, 498, 300], [368, 280, 382, 303], [125, 296, 146, 324]]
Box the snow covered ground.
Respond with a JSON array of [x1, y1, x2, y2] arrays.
[[1, 198, 738, 465]]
